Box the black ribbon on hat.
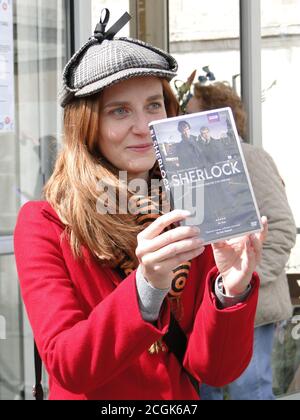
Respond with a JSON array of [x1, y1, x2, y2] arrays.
[[94, 9, 131, 42]]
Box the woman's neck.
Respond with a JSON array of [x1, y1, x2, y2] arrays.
[[128, 171, 150, 184]]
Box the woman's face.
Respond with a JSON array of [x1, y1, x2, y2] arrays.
[[99, 76, 167, 180]]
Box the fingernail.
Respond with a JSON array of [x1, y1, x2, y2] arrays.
[[182, 210, 192, 217]]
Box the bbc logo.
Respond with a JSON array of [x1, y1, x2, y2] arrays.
[[0, 315, 6, 340]]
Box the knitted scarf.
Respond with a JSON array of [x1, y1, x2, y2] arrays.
[[112, 164, 192, 354]]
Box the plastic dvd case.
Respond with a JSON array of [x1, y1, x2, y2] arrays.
[[149, 107, 262, 244]]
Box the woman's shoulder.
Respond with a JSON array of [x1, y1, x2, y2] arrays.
[[18, 200, 46, 214], [15, 200, 65, 232], [16, 200, 45, 224]]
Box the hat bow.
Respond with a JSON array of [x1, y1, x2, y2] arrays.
[[93, 8, 131, 42]]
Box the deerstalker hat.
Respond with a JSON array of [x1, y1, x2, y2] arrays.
[[59, 9, 178, 107]]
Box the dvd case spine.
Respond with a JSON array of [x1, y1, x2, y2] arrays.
[[150, 127, 176, 213]]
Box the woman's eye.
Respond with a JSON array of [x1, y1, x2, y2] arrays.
[[112, 108, 129, 116], [148, 102, 163, 111]]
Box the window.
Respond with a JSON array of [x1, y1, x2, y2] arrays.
[[261, 0, 300, 231], [0, 0, 69, 399], [169, 0, 241, 95], [0, 255, 23, 399], [261, 0, 300, 398]]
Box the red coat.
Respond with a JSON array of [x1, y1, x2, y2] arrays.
[[14, 201, 259, 400]]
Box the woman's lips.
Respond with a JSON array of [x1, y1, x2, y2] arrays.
[[127, 144, 153, 152]]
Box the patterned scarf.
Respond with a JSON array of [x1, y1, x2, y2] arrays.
[[112, 164, 192, 354]]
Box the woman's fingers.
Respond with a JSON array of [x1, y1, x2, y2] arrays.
[[249, 216, 268, 265], [140, 236, 204, 265], [211, 240, 227, 250], [137, 210, 191, 241], [258, 216, 268, 243], [250, 234, 262, 265], [136, 210, 205, 288], [137, 225, 202, 256], [146, 246, 206, 276], [213, 217, 268, 255]]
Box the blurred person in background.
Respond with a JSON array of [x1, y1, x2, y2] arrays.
[[187, 81, 297, 400]]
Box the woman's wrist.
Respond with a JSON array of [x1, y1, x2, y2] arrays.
[[222, 275, 252, 297], [215, 275, 252, 308], [136, 265, 170, 322], [140, 265, 173, 290], [217, 274, 251, 299], [224, 284, 250, 298]]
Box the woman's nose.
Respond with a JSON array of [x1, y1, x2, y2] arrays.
[[131, 113, 151, 136]]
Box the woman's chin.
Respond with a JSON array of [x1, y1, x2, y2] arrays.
[[126, 157, 156, 175]]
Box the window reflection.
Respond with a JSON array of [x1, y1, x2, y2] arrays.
[[0, 0, 68, 400], [169, 0, 241, 92], [0, 0, 67, 234], [262, 0, 300, 399], [261, 0, 300, 230], [0, 254, 23, 400], [273, 308, 300, 398]]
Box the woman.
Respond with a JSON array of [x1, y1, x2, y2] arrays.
[[187, 81, 296, 400], [14, 12, 267, 400]]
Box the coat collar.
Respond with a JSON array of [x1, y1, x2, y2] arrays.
[[41, 201, 66, 229]]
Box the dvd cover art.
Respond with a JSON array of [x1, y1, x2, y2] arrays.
[[149, 107, 262, 244]]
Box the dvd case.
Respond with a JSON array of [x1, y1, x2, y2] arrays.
[[149, 107, 262, 244]]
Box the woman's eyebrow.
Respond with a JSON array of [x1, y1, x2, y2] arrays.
[[103, 101, 130, 109], [147, 94, 164, 102], [103, 94, 164, 109]]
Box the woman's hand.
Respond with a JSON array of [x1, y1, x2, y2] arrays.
[[212, 217, 268, 296], [136, 210, 205, 290]]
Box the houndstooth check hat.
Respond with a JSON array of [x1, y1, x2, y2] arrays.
[[59, 9, 178, 107]]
